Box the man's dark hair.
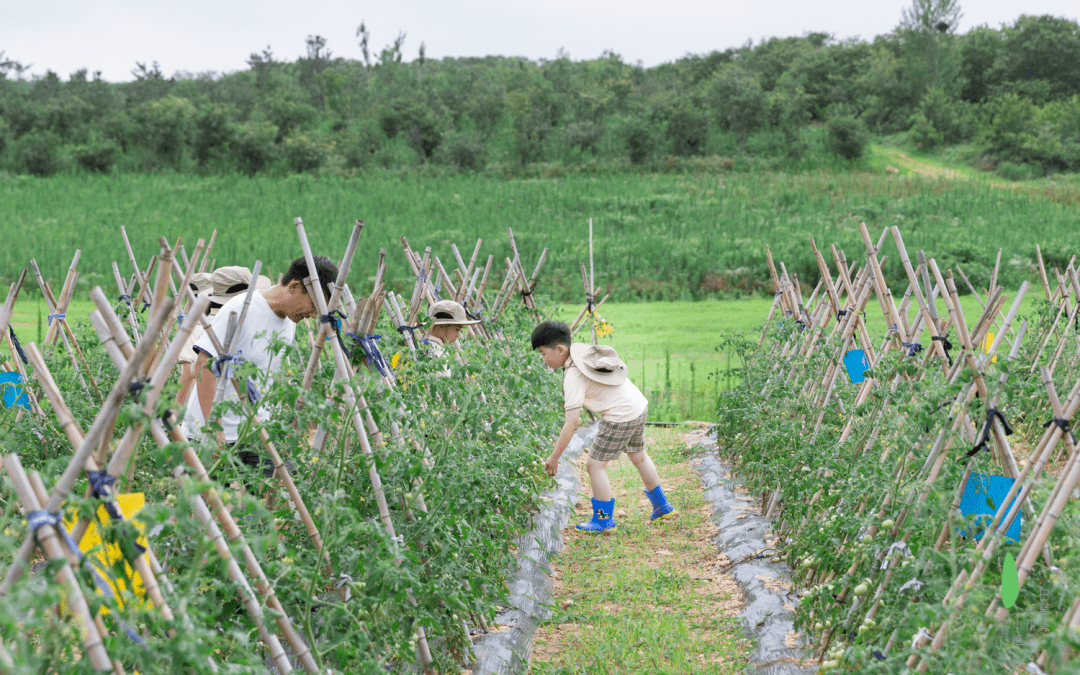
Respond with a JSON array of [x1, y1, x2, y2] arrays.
[[531, 321, 571, 350], [281, 256, 338, 302]]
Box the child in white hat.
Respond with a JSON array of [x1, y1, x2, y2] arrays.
[[531, 320, 677, 532]]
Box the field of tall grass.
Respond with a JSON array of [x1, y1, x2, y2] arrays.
[[3, 168, 1079, 306]]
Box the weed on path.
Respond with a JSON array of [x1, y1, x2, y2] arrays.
[[530, 426, 749, 674]]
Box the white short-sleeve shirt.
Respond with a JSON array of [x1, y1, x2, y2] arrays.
[[181, 292, 295, 442]]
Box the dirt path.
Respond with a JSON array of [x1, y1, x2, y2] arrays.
[[886, 150, 964, 179], [528, 425, 749, 674]]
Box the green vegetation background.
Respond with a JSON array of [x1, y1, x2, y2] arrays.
[[1, 3, 1078, 181]]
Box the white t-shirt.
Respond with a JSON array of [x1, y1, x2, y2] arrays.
[[563, 354, 648, 423], [181, 292, 296, 442]]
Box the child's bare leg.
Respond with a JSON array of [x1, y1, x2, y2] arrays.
[[586, 455, 612, 501], [626, 450, 661, 491]]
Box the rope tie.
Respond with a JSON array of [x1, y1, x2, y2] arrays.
[[1043, 417, 1077, 445], [8, 327, 28, 365], [87, 471, 117, 499], [520, 280, 537, 302], [416, 273, 427, 282], [346, 333, 390, 376], [211, 351, 245, 379], [47, 312, 66, 326], [87, 470, 121, 520], [128, 378, 151, 401], [161, 408, 175, 432], [965, 407, 1013, 459], [902, 341, 923, 357], [118, 294, 132, 305], [836, 309, 848, 322], [177, 313, 187, 323], [931, 335, 953, 365], [27, 510, 146, 644], [585, 293, 595, 314], [887, 324, 899, 332], [140, 301, 150, 314], [210, 350, 260, 404], [396, 324, 424, 345], [321, 310, 351, 359]]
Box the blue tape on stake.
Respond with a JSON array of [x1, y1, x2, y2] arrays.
[[843, 349, 870, 384], [0, 371, 31, 411], [957, 472, 1021, 543]]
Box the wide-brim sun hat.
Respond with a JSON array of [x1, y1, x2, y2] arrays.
[[429, 299, 481, 326], [569, 342, 628, 385]]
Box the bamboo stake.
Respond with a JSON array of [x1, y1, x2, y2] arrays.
[[198, 229, 219, 273], [295, 217, 435, 672], [92, 311, 305, 673], [3, 454, 118, 672]]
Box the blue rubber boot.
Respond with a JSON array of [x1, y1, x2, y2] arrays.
[[644, 485, 678, 521], [575, 498, 617, 533]]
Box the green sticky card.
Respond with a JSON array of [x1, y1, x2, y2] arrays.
[[1001, 551, 1019, 609]]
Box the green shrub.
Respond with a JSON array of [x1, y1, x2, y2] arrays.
[[16, 130, 64, 176], [996, 161, 1042, 181], [192, 103, 235, 168], [667, 105, 709, 157], [133, 94, 196, 168], [232, 119, 279, 175], [380, 100, 448, 162], [440, 132, 487, 171], [908, 112, 944, 150], [339, 117, 384, 169], [282, 130, 330, 173], [72, 136, 120, 173], [825, 115, 869, 160], [619, 115, 656, 165], [559, 120, 604, 155]]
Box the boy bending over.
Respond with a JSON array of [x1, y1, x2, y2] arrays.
[[531, 321, 677, 532]]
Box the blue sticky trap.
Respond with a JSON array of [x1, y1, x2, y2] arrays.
[[844, 349, 870, 384], [957, 472, 1021, 544], [0, 372, 31, 411]]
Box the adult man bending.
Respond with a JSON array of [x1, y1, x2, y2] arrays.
[[181, 255, 338, 483]]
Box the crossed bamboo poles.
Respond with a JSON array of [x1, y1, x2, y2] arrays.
[[1, 220, 553, 673], [758, 225, 1079, 671]]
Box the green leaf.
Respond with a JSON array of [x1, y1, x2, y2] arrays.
[[1000, 551, 1020, 609]]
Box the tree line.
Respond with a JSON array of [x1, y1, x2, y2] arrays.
[[1, 1, 1078, 179]]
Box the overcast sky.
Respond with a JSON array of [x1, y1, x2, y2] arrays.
[[2, 0, 1078, 82]]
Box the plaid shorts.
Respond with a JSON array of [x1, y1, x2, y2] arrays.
[[589, 408, 648, 462]]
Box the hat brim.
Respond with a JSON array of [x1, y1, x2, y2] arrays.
[[569, 342, 628, 385], [431, 317, 482, 326]]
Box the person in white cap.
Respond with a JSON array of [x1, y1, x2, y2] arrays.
[[175, 268, 271, 405], [531, 320, 677, 532], [182, 256, 337, 490], [423, 299, 481, 376]]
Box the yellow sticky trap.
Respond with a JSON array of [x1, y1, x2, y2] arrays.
[[62, 493, 151, 613], [983, 332, 998, 363]]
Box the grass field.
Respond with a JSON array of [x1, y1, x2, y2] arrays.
[[2, 167, 1079, 306]]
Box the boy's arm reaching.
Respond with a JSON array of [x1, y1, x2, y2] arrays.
[[545, 407, 581, 477]]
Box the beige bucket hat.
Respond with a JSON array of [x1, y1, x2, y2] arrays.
[[429, 300, 481, 326], [206, 266, 272, 305], [569, 343, 628, 385], [189, 272, 213, 296]]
